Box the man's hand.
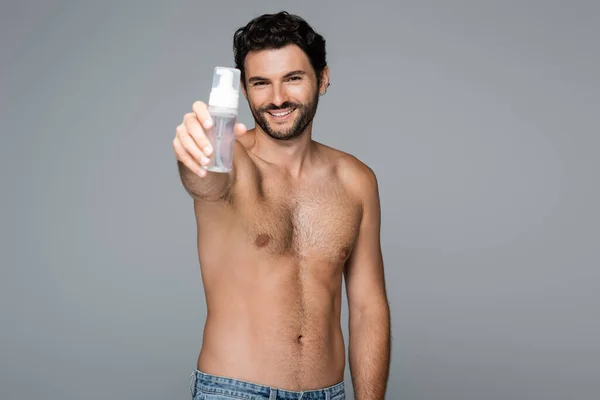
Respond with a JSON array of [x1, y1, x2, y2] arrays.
[[173, 101, 247, 200], [173, 101, 247, 178]]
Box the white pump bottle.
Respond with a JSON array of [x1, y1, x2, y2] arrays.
[[204, 66, 241, 173]]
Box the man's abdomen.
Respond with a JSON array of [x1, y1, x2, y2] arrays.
[[196, 266, 346, 391]]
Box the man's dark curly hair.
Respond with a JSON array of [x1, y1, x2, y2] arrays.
[[233, 11, 327, 89]]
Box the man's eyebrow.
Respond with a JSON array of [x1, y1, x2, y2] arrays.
[[247, 70, 307, 83], [247, 75, 268, 83], [283, 70, 307, 78]]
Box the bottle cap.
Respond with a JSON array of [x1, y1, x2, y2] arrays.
[[208, 67, 241, 109]]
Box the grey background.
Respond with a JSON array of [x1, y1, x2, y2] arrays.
[[1, 0, 598, 399]]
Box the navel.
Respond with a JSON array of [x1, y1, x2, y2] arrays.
[[255, 233, 271, 248], [339, 247, 350, 261]]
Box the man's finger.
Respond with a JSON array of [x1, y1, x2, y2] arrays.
[[173, 137, 206, 177], [234, 123, 247, 136], [184, 115, 213, 156], [192, 101, 213, 130]]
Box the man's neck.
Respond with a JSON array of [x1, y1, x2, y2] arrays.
[[251, 125, 316, 178]]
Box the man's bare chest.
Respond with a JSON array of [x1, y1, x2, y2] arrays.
[[240, 178, 362, 262]]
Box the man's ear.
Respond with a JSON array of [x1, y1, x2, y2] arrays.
[[319, 66, 331, 95]]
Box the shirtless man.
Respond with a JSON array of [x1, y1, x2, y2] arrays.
[[173, 12, 391, 400]]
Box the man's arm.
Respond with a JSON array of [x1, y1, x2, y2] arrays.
[[177, 154, 234, 202], [344, 164, 391, 400]]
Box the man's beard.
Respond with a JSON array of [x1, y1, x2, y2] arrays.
[[250, 92, 319, 141]]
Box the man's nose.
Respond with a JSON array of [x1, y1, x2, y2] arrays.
[[270, 83, 289, 107]]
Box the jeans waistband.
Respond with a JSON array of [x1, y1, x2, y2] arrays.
[[190, 369, 345, 400]]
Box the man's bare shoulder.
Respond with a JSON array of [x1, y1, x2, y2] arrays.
[[314, 142, 378, 201]]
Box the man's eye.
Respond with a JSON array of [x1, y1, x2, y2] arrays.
[[288, 76, 301, 81], [253, 81, 267, 86]]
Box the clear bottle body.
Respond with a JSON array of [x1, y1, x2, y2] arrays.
[[204, 105, 237, 173]]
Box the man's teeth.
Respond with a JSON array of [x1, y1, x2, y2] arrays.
[[270, 109, 294, 117]]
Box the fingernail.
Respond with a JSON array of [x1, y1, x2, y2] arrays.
[[204, 119, 213, 128], [201, 155, 210, 165], [204, 146, 213, 155], [198, 167, 207, 177]]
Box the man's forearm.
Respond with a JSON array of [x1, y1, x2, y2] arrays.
[[348, 306, 391, 400], [177, 161, 233, 201]]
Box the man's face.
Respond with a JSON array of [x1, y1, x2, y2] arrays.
[[243, 45, 324, 141]]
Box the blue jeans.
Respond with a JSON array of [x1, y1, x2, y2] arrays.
[[189, 369, 346, 400]]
